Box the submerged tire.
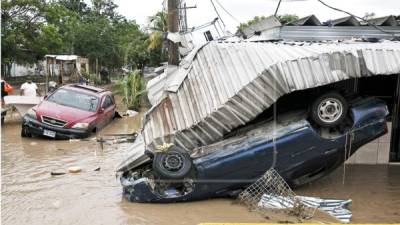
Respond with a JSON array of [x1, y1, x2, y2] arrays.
[[310, 92, 348, 127], [21, 125, 32, 137], [152, 146, 193, 179]]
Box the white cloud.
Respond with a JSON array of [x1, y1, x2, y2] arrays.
[[114, 0, 400, 32]]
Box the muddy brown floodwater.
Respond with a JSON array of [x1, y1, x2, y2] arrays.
[[2, 113, 400, 225]]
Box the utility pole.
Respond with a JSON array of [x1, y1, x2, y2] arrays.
[[168, 0, 179, 65]]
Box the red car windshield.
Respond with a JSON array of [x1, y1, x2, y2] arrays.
[[47, 88, 99, 112]]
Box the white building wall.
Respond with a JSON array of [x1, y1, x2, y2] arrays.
[[10, 62, 44, 77], [346, 122, 392, 164]]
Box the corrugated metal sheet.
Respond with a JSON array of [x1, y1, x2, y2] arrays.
[[367, 16, 398, 26], [239, 16, 281, 38], [258, 26, 400, 41], [287, 15, 321, 26], [142, 41, 400, 152], [329, 16, 360, 26], [237, 15, 400, 41], [44, 55, 79, 61]]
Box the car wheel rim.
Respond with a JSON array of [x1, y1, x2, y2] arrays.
[[317, 98, 343, 123], [163, 153, 184, 172]]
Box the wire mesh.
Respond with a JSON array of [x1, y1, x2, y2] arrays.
[[238, 168, 316, 219]]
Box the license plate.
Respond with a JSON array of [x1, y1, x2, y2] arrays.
[[43, 129, 56, 138]]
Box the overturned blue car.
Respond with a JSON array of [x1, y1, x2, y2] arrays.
[[118, 97, 388, 203], [118, 40, 398, 203]]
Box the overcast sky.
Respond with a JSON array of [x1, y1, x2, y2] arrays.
[[113, 0, 400, 32]]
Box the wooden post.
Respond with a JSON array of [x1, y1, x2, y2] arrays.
[[96, 58, 99, 78], [168, 0, 179, 65], [59, 61, 63, 85], [45, 58, 49, 94]]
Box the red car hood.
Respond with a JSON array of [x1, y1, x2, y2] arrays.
[[35, 100, 96, 127]]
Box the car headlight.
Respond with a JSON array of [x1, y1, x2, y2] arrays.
[[72, 123, 89, 129], [26, 108, 36, 118]]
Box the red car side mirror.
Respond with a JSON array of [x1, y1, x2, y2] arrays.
[[99, 107, 105, 113]]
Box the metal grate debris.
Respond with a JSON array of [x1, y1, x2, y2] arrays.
[[238, 168, 316, 219]]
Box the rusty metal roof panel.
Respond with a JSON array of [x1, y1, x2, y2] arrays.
[[142, 41, 400, 152]]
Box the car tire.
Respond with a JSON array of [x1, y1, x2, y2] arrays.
[[310, 92, 348, 127], [152, 146, 193, 179], [21, 125, 32, 137]]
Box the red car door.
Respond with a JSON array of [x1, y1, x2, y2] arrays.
[[95, 96, 107, 129], [102, 95, 115, 126]]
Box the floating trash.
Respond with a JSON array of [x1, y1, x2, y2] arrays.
[[258, 194, 353, 223], [123, 110, 138, 117], [297, 196, 352, 223], [238, 168, 316, 219], [50, 172, 66, 176], [68, 166, 82, 173]]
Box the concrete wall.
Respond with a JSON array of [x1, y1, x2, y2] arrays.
[[346, 122, 391, 164], [10, 62, 44, 77]]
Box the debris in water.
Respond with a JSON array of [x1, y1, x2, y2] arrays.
[[123, 110, 138, 117], [97, 137, 105, 150], [94, 167, 101, 171], [50, 172, 66, 176], [238, 169, 315, 219], [258, 195, 353, 223], [297, 196, 352, 223], [239, 168, 351, 222], [97, 132, 138, 146], [68, 166, 82, 173], [114, 111, 122, 118]]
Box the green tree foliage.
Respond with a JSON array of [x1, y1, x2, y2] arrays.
[[238, 16, 266, 30], [1, 0, 165, 76], [277, 14, 299, 25], [1, 0, 48, 65], [147, 11, 167, 65]]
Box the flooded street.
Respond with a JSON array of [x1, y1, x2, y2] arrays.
[[297, 164, 400, 223], [1, 113, 400, 225], [1, 115, 267, 225]]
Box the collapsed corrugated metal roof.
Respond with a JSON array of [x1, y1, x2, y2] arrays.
[[237, 15, 400, 41], [287, 15, 322, 26], [366, 15, 399, 26], [142, 40, 400, 152], [238, 16, 282, 38], [328, 16, 360, 26]]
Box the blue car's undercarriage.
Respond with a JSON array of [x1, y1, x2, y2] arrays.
[[120, 97, 388, 203]]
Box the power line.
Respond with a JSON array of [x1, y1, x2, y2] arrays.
[[317, 0, 400, 36], [214, 0, 241, 24], [212, 0, 258, 35], [274, 0, 282, 17], [209, 0, 226, 27]]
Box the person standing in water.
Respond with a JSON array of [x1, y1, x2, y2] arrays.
[[20, 77, 39, 96]]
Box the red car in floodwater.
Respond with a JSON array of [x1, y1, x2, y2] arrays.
[[21, 84, 117, 139]]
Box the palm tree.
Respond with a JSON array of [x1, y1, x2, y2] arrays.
[[147, 11, 167, 50]]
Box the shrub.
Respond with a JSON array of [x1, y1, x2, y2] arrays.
[[89, 73, 102, 85], [115, 70, 145, 110]]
